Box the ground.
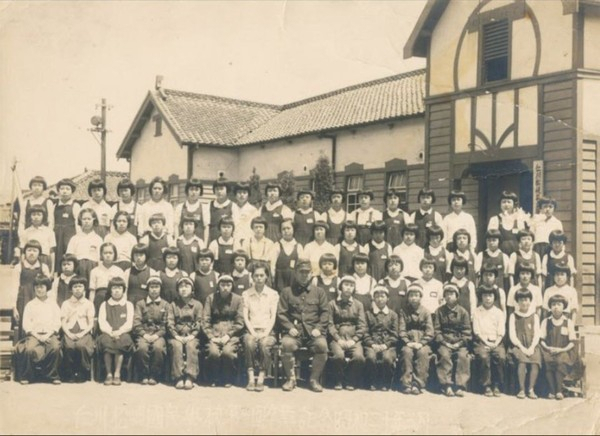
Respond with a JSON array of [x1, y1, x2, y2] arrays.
[[1, 267, 599, 435]]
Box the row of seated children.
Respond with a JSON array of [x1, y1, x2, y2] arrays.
[[15, 256, 581, 400]]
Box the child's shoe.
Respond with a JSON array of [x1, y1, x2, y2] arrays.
[[455, 388, 465, 397], [52, 379, 61, 385], [411, 386, 421, 395], [370, 385, 377, 391], [104, 374, 114, 386], [484, 387, 493, 397], [282, 379, 296, 392], [556, 392, 564, 400], [527, 391, 538, 399], [345, 385, 355, 391], [175, 379, 184, 389], [548, 393, 556, 400], [246, 380, 256, 391], [113, 376, 122, 386], [184, 378, 194, 390], [517, 390, 526, 399], [493, 386, 502, 397], [141, 378, 149, 385], [148, 378, 157, 386], [444, 386, 455, 397], [255, 381, 265, 392], [334, 383, 343, 391]]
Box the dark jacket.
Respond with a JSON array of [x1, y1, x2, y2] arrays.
[[363, 306, 399, 349], [433, 303, 472, 346], [133, 297, 169, 337], [399, 304, 434, 346], [202, 292, 244, 339], [277, 282, 329, 336], [167, 297, 203, 337], [327, 298, 367, 342]]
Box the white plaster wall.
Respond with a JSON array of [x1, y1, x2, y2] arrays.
[[584, 12, 600, 70], [191, 147, 239, 180], [528, 0, 572, 75], [582, 79, 600, 141]]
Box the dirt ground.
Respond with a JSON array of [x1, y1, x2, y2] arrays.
[[1, 266, 599, 435]]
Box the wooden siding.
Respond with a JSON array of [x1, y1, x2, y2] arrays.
[[427, 102, 453, 199]]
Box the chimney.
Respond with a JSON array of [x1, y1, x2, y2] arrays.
[[155, 75, 167, 100]]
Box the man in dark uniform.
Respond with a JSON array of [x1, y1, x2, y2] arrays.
[[277, 258, 329, 392]]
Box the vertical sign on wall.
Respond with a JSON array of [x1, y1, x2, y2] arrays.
[[533, 160, 544, 211]]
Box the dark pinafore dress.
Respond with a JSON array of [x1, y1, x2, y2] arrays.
[[381, 277, 408, 315], [208, 201, 233, 244], [425, 246, 447, 283], [117, 201, 138, 236], [413, 210, 435, 249], [274, 241, 298, 293], [24, 197, 51, 228], [497, 214, 520, 256], [383, 210, 406, 249], [294, 210, 316, 246], [177, 237, 202, 275], [541, 317, 576, 372], [97, 302, 133, 354], [354, 209, 374, 246], [127, 266, 152, 305], [16, 262, 43, 337], [160, 269, 186, 303], [510, 311, 542, 365], [193, 270, 218, 305], [54, 201, 77, 273], [179, 202, 205, 239], [55, 276, 73, 308], [456, 280, 473, 316], [214, 239, 235, 275], [338, 243, 360, 277], [147, 232, 169, 271], [368, 242, 390, 282], [233, 273, 252, 296], [544, 252, 570, 290], [313, 275, 339, 302], [262, 204, 284, 242], [482, 250, 508, 290], [326, 210, 345, 245]]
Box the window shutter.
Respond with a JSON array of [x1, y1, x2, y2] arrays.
[[482, 19, 509, 83]]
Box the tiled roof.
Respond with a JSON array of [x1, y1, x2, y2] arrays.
[[118, 69, 425, 156]]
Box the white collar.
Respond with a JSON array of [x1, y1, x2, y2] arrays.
[[57, 198, 74, 205], [372, 303, 389, 315], [451, 277, 467, 286], [370, 240, 386, 250], [107, 297, 127, 306], [178, 234, 202, 244], [279, 238, 297, 246], [296, 208, 313, 215], [515, 306, 536, 317], [146, 296, 162, 304], [550, 249, 566, 259], [386, 209, 401, 217], [149, 231, 167, 240], [428, 245, 443, 254], [164, 268, 180, 277], [341, 240, 358, 249], [264, 200, 283, 211], [185, 199, 201, 208], [217, 236, 234, 245], [60, 273, 75, 282], [485, 249, 501, 256], [68, 296, 87, 305], [212, 199, 231, 209], [419, 207, 433, 215], [519, 249, 533, 257], [232, 269, 249, 278]]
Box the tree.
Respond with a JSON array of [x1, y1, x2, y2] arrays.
[[247, 167, 263, 207], [311, 153, 335, 213], [277, 170, 296, 210]]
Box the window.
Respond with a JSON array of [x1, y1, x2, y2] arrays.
[[345, 175, 364, 213], [481, 19, 509, 84], [386, 171, 408, 204], [153, 114, 162, 137]]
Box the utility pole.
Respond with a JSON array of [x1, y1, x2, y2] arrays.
[[90, 98, 108, 183]]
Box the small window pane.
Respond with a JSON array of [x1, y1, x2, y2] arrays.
[[387, 172, 407, 189], [346, 175, 363, 191]]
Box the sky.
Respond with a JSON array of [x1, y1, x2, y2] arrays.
[[0, 0, 426, 197]]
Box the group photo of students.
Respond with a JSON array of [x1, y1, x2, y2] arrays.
[[11, 173, 584, 400]]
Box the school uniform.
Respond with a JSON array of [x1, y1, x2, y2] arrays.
[[542, 250, 577, 290], [242, 286, 279, 372], [442, 211, 477, 250], [325, 208, 346, 245], [19, 225, 55, 271], [508, 309, 541, 366], [19, 195, 55, 236], [53, 199, 80, 272], [311, 274, 339, 301], [475, 285, 506, 312], [66, 230, 103, 282], [383, 209, 409, 249], [531, 214, 563, 259], [51, 273, 75, 307], [487, 212, 528, 256], [139, 231, 175, 272], [112, 199, 140, 236], [367, 240, 392, 282], [416, 277, 444, 315], [508, 249, 542, 281], [60, 296, 95, 381], [434, 303, 472, 389], [506, 284, 543, 312], [259, 200, 293, 242], [82, 199, 115, 238], [353, 273, 377, 310], [399, 303, 434, 390], [379, 276, 409, 315], [97, 298, 135, 354], [392, 243, 424, 281], [352, 207, 383, 246], [293, 208, 324, 246], [207, 199, 237, 244], [447, 249, 477, 284], [364, 304, 399, 388], [540, 315, 578, 394], [176, 235, 206, 275], [273, 239, 303, 292], [475, 249, 510, 290], [137, 199, 175, 237], [242, 237, 276, 276], [190, 269, 219, 305], [542, 285, 579, 315], [89, 263, 125, 313], [15, 297, 62, 383], [133, 297, 169, 381], [328, 297, 367, 387], [232, 270, 252, 296], [174, 200, 207, 239], [472, 305, 506, 389], [449, 277, 477, 318], [302, 240, 337, 277], [410, 208, 443, 248], [167, 297, 203, 381], [202, 291, 244, 384], [277, 281, 329, 383], [13, 260, 51, 331], [235, 202, 259, 245], [160, 269, 187, 303], [104, 231, 138, 271], [336, 241, 367, 277], [425, 245, 448, 283], [208, 237, 241, 275], [124, 265, 159, 305]]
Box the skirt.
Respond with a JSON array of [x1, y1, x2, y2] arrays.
[[78, 259, 98, 283], [97, 332, 134, 354], [510, 345, 542, 366]]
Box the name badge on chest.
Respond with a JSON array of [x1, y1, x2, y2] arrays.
[[209, 281, 214, 288], [290, 260, 296, 268], [393, 220, 400, 224], [63, 213, 69, 218], [560, 326, 569, 335], [426, 222, 432, 228], [512, 228, 519, 234], [120, 313, 127, 318], [141, 284, 147, 289], [307, 218, 314, 224], [225, 249, 233, 255], [380, 255, 387, 260], [273, 213, 280, 218], [238, 284, 245, 289], [329, 287, 336, 293], [191, 246, 198, 253]]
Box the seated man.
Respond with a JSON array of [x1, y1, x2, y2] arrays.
[[15, 274, 62, 384], [277, 259, 329, 392]]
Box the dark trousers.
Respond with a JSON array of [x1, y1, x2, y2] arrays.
[[205, 337, 240, 384], [281, 335, 328, 382], [330, 341, 365, 386], [243, 333, 276, 371], [400, 345, 431, 389], [474, 343, 506, 388], [16, 335, 61, 382], [436, 344, 470, 388], [134, 337, 166, 380], [168, 338, 200, 380], [365, 346, 397, 387], [62, 334, 94, 381]]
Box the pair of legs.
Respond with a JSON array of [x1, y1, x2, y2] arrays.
[[103, 352, 125, 384], [400, 345, 431, 392], [516, 362, 540, 398], [205, 337, 240, 386], [169, 338, 199, 389], [62, 334, 94, 382], [134, 337, 167, 383], [244, 333, 276, 390], [365, 346, 397, 390], [545, 363, 566, 399], [436, 345, 470, 396], [330, 341, 365, 389], [474, 343, 506, 395], [16, 335, 61, 384], [280, 335, 328, 387]]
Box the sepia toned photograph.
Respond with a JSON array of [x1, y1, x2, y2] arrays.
[[0, 0, 599, 434]]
